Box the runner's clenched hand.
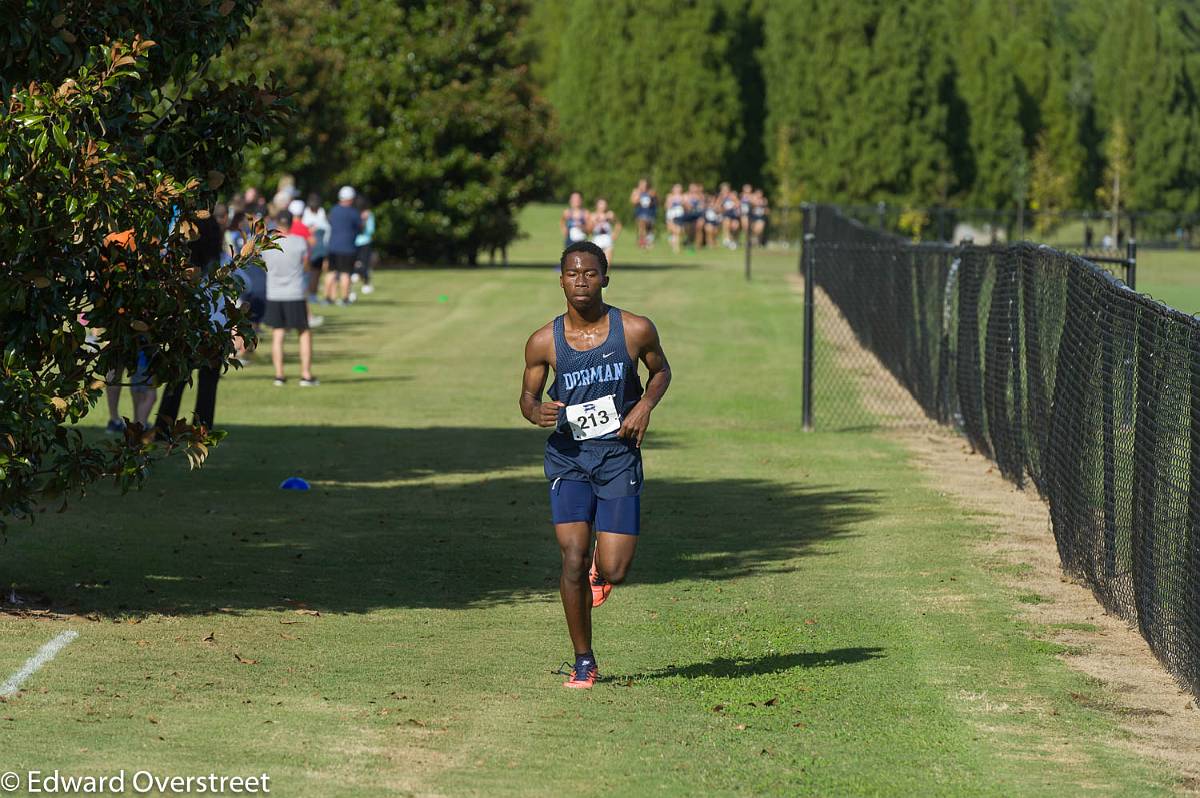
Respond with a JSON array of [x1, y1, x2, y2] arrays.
[[618, 401, 652, 447], [537, 400, 564, 428]]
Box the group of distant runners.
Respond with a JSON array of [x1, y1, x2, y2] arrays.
[[562, 180, 770, 265]]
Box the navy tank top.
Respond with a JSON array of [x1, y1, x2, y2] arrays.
[[547, 306, 644, 445]]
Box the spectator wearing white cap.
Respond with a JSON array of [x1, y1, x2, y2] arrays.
[[287, 198, 312, 240], [323, 185, 362, 306]]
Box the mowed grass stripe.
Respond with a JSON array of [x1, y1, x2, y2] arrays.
[[0, 207, 1180, 795]]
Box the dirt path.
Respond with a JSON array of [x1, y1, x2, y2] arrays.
[[794, 275, 1200, 791]]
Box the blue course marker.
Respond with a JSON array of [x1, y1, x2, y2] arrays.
[[280, 477, 310, 491]]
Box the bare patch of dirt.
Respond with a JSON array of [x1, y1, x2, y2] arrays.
[[793, 275, 1200, 790]]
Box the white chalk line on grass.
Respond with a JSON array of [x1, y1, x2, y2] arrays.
[[1, 630, 78, 698]]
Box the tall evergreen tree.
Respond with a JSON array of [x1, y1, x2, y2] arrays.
[[762, 0, 957, 205], [952, 0, 1026, 209], [553, 0, 745, 207]]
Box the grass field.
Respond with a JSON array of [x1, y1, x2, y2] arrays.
[[0, 204, 1189, 795]]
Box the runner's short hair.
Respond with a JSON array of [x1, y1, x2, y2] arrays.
[[560, 241, 608, 274]]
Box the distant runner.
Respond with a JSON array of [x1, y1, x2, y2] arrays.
[[519, 241, 672, 689], [629, 179, 657, 249], [664, 183, 686, 254], [561, 191, 589, 248], [588, 198, 621, 268]]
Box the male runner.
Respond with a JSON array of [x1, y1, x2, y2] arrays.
[[629, 179, 657, 249], [560, 191, 589, 248], [519, 241, 672, 689]]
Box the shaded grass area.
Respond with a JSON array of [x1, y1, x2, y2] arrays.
[[0, 204, 1184, 795]]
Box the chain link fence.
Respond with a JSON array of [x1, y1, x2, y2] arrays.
[[802, 204, 1200, 695]]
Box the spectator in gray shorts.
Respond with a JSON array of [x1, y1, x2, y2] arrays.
[[263, 210, 319, 387]]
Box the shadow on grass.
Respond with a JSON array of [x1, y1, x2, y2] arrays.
[[628, 648, 886, 681], [2, 426, 878, 618]]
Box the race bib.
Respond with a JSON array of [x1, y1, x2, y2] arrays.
[[639, 196, 652, 208], [566, 394, 621, 441], [568, 227, 586, 242]]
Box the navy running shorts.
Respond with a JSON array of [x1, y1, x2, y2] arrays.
[[550, 479, 641, 535], [545, 435, 642, 534]]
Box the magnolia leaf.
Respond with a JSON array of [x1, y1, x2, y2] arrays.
[[30, 275, 51, 289], [218, 0, 235, 14], [49, 397, 68, 415], [240, 236, 256, 258], [179, 219, 199, 241], [195, 209, 211, 220], [207, 170, 225, 189], [51, 12, 66, 26], [130, 320, 149, 332]]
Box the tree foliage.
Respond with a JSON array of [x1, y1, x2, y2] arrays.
[[221, 0, 555, 264], [753, 0, 1199, 218], [0, 2, 285, 530], [551, 0, 747, 209], [761, 0, 959, 206]]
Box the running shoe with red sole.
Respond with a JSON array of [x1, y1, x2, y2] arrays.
[[589, 557, 612, 607], [561, 659, 599, 689]]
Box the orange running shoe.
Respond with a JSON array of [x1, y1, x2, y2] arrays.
[[589, 556, 612, 607], [561, 657, 599, 689]]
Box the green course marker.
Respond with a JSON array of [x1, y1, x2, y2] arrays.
[[352, 365, 368, 373], [438, 295, 449, 303]]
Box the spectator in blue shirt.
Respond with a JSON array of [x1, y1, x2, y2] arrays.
[[322, 185, 362, 306]]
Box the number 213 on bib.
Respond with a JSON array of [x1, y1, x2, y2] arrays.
[[566, 394, 621, 441]]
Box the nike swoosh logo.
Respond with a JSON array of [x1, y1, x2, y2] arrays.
[[630, 479, 638, 485], [603, 352, 615, 359]]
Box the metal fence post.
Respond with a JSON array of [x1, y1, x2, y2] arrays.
[[1126, 238, 1137, 291], [802, 231, 816, 431]]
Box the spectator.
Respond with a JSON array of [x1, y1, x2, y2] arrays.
[[302, 193, 330, 302], [154, 212, 226, 434], [264, 210, 319, 387], [353, 196, 376, 295], [323, 185, 362, 306]]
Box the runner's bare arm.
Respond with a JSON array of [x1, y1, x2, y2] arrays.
[[520, 325, 562, 428], [618, 314, 671, 447], [560, 209, 568, 238]]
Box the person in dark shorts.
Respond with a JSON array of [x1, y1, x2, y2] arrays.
[[629, 178, 657, 249], [519, 241, 672, 689], [264, 210, 319, 387], [322, 185, 362, 306]]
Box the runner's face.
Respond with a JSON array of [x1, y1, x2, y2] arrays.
[[560, 252, 607, 309]]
